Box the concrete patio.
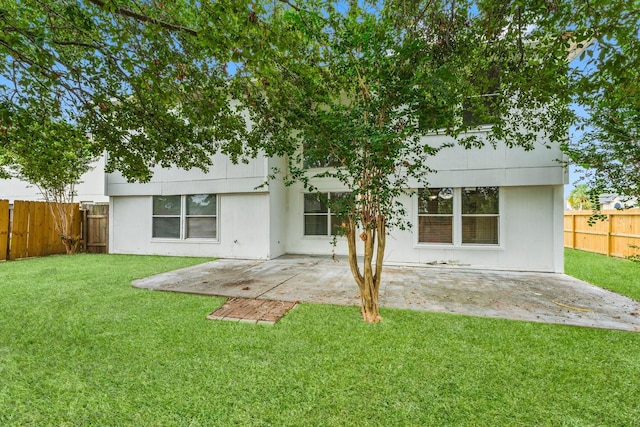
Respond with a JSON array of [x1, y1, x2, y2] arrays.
[[132, 255, 640, 332]]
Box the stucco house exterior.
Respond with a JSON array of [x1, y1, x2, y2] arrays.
[[106, 128, 568, 273], [0, 156, 109, 204]]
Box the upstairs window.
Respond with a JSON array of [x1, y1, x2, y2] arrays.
[[462, 93, 499, 127], [303, 142, 341, 169], [463, 64, 500, 127]]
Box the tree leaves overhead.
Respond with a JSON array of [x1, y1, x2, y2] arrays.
[[564, 77, 640, 203], [237, 0, 573, 209], [0, 101, 94, 193], [544, 0, 640, 200], [0, 0, 266, 180], [1, 0, 635, 191]]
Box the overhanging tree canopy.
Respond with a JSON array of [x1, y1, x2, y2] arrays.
[[543, 0, 640, 202], [1, 0, 265, 180]]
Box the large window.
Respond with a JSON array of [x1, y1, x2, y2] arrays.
[[463, 63, 501, 127], [418, 187, 500, 246], [462, 187, 499, 244], [152, 194, 217, 239], [303, 142, 341, 169], [462, 93, 499, 126], [418, 188, 453, 244], [304, 192, 349, 236]]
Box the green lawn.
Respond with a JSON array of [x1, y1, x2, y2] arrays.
[[565, 248, 640, 301], [1, 253, 639, 426]]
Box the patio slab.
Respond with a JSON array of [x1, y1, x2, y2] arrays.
[[132, 255, 640, 332]]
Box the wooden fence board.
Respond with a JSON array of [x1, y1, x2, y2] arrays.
[[48, 203, 61, 255], [44, 202, 61, 256], [0, 200, 9, 261], [10, 200, 29, 260], [43, 203, 54, 256], [71, 204, 82, 253], [564, 209, 640, 258], [31, 202, 46, 257]]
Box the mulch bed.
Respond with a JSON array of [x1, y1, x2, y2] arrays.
[[207, 297, 298, 324]]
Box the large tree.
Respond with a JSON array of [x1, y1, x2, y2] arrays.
[[543, 0, 640, 203], [0, 0, 262, 180], [0, 0, 591, 321], [235, 1, 573, 322], [0, 103, 95, 253]]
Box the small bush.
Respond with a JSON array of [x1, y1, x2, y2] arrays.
[[627, 245, 640, 263]]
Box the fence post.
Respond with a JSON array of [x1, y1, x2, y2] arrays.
[[606, 213, 613, 257], [0, 200, 9, 261], [571, 213, 576, 249]]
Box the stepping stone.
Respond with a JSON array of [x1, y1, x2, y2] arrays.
[[207, 297, 297, 324]]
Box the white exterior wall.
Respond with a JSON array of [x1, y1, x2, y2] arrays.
[[109, 193, 271, 258], [107, 153, 273, 259], [0, 156, 108, 203], [267, 157, 288, 259], [388, 185, 563, 272], [285, 135, 567, 273], [106, 132, 567, 272], [285, 184, 563, 272], [106, 152, 268, 197]]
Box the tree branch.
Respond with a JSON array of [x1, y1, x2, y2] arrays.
[[276, 0, 302, 12], [52, 39, 101, 50], [86, 0, 198, 36]]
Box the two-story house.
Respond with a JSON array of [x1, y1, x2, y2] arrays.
[[106, 128, 567, 273]]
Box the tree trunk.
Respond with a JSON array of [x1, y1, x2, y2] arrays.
[[346, 215, 386, 323], [61, 236, 80, 255], [48, 201, 81, 255]]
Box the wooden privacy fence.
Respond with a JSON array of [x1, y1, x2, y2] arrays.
[[564, 209, 640, 258], [0, 200, 109, 260], [1, 200, 82, 260]]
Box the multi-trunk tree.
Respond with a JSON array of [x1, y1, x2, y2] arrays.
[[0, 103, 94, 253], [235, 1, 573, 322]]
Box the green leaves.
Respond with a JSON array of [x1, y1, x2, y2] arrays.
[[234, 0, 575, 229], [1, 0, 633, 199], [0, 102, 95, 197], [0, 0, 263, 181]]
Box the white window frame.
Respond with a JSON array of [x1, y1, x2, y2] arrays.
[[415, 187, 501, 248], [417, 188, 455, 245], [461, 187, 500, 246], [303, 191, 349, 237], [151, 194, 219, 241]]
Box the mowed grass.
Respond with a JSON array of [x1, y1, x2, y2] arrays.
[[565, 248, 640, 301], [0, 253, 639, 426]]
